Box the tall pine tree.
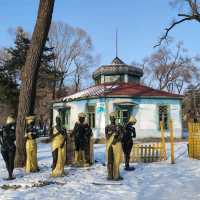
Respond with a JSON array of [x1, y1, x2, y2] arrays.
[[0, 27, 55, 112], [15, 0, 55, 167]]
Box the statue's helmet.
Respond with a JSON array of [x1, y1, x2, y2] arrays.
[[128, 116, 137, 124], [6, 116, 15, 125], [109, 112, 117, 118], [25, 115, 36, 125], [78, 112, 86, 118]]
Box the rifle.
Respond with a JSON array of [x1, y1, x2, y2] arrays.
[[0, 126, 3, 145]]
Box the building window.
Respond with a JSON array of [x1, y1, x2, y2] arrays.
[[65, 108, 70, 129], [116, 109, 130, 125], [104, 75, 124, 83], [87, 105, 95, 128], [58, 108, 70, 129], [158, 105, 169, 130], [95, 78, 101, 85], [128, 75, 140, 84]]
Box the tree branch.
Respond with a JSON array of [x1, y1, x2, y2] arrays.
[[154, 17, 192, 48]]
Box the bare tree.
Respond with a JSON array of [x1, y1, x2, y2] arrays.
[[48, 22, 94, 94], [132, 59, 155, 88], [15, 0, 55, 167], [155, 0, 200, 47], [183, 83, 200, 123], [142, 41, 199, 94], [73, 54, 94, 92]]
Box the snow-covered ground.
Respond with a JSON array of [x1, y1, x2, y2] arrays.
[[0, 142, 200, 200]]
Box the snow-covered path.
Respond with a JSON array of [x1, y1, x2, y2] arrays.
[[1, 142, 200, 200]]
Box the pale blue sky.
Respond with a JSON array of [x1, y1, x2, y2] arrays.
[[0, 0, 200, 65]]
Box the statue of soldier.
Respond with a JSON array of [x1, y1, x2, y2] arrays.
[[0, 116, 16, 180], [122, 116, 137, 171], [25, 115, 39, 173], [51, 116, 67, 177], [105, 112, 123, 181], [72, 113, 93, 167]]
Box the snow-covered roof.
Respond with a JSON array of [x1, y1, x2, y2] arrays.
[[61, 83, 183, 102], [62, 84, 118, 102]]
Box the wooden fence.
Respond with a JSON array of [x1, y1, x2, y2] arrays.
[[188, 123, 200, 159], [66, 120, 176, 164], [129, 121, 167, 163], [130, 143, 165, 163]]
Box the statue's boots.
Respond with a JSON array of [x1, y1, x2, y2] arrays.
[[2, 150, 16, 180], [73, 151, 80, 167], [80, 151, 89, 167], [113, 163, 123, 181], [125, 164, 135, 171], [107, 164, 113, 180], [8, 159, 15, 180], [125, 156, 135, 171], [52, 148, 58, 170]]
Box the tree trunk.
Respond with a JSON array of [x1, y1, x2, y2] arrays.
[[49, 76, 57, 137], [58, 76, 64, 93], [15, 0, 55, 167]]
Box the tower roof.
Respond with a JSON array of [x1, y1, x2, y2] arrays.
[[92, 57, 143, 80], [111, 57, 125, 65]]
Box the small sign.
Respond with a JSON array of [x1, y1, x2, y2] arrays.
[[96, 102, 106, 113], [171, 105, 179, 110]]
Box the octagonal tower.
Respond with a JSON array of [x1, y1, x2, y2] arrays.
[[92, 57, 143, 85]]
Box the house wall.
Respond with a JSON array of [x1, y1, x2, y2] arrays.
[[53, 97, 182, 138], [133, 99, 182, 138]]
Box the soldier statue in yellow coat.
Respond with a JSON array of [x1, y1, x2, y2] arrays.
[[25, 115, 39, 173], [51, 116, 67, 177], [105, 112, 124, 181]]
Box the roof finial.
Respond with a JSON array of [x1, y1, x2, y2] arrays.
[[115, 28, 118, 58]]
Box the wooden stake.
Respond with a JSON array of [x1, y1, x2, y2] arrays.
[[141, 145, 144, 162], [144, 145, 147, 163], [136, 144, 140, 162], [152, 144, 155, 162], [160, 121, 167, 160], [156, 143, 159, 161], [188, 123, 192, 158], [148, 145, 151, 162], [90, 138, 94, 164], [169, 120, 175, 164]]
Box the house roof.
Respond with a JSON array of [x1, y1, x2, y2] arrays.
[[61, 83, 183, 102]]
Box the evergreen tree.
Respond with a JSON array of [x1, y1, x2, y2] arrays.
[[0, 48, 19, 107], [0, 27, 55, 108]]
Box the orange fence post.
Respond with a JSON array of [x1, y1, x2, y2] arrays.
[[169, 119, 175, 164], [90, 138, 94, 164], [144, 145, 147, 163], [148, 145, 151, 162], [188, 122, 192, 158], [156, 143, 159, 160], [160, 121, 167, 160]]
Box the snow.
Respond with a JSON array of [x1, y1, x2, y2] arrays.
[[1, 142, 200, 200]]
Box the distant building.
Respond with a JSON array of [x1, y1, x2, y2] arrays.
[[53, 57, 183, 138]]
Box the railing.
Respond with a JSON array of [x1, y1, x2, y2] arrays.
[[129, 121, 168, 163], [131, 143, 165, 163], [188, 123, 200, 159]]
